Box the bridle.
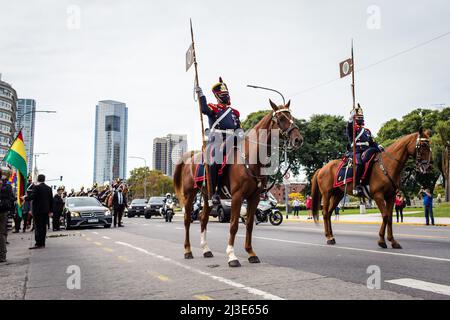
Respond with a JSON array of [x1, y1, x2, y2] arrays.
[[271, 108, 299, 148], [415, 136, 432, 173]]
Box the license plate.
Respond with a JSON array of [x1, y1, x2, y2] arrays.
[[88, 218, 99, 223]]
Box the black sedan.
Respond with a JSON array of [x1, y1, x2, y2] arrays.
[[127, 199, 147, 218], [64, 197, 112, 229], [144, 196, 166, 219]]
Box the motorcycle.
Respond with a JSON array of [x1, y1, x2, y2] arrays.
[[191, 193, 202, 223], [241, 198, 283, 226], [160, 198, 175, 222]]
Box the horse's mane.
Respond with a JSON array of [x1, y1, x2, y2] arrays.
[[385, 132, 418, 154]]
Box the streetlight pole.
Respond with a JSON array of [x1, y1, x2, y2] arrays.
[[129, 156, 148, 199], [33, 153, 48, 181], [16, 110, 56, 132]]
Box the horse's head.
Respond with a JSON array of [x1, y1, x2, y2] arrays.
[[269, 99, 303, 150], [415, 128, 433, 174]]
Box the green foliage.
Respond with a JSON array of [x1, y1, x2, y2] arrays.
[[127, 167, 174, 199], [377, 107, 450, 196]]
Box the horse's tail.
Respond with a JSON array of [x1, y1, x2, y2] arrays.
[[311, 169, 322, 223], [173, 162, 185, 207]]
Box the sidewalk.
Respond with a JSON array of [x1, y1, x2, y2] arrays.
[[285, 212, 450, 226], [0, 231, 33, 300]]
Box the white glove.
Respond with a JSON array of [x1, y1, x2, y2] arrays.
[[195, 86, 204, 97], [349, 109, 356, 122]]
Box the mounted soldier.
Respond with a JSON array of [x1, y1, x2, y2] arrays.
[[195, 77, 243, 205], [346, 104, 384, 196]]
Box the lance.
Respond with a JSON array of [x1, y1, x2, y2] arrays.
[[351, 39, 357, 192], [188, 19, 212, 201]]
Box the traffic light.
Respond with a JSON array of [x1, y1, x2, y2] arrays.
[[60, 176, 63, 181]]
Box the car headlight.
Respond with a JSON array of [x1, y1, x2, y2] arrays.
[[104, 210, 111, 216], [70, 211, 80, 218]]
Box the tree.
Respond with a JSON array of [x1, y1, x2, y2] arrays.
[[377, 107, 450, 196], [127, 167, 174, 199]]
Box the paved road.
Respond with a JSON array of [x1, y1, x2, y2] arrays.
[[2, 215, 450, 300]]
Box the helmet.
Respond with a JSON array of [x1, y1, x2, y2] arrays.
[[212, 77, 230, 105], [166, 193, 172, 198], [57, 186, 64, 191], [354, 104, 364, 126]]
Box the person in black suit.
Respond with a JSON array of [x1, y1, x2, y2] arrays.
[[52, 186, 65, 231], [24, 174, 53, 249], [112, 185, 127, 227]]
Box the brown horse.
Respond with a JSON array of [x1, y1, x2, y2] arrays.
[[174, 100, 303, 267], [311, 129, 432, 249]]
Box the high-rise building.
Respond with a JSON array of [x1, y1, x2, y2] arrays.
[[16, 99, 36, 174], [152, 134, 187, 177], [93, 100, 128, 184], [0, 75, 17, 168]]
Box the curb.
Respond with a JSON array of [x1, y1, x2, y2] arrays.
[[283, 219, 450, 227]]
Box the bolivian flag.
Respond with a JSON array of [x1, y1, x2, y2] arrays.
[[4, 131, 27, 217]]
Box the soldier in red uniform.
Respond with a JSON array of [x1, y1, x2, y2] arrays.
[[195, 78, 242, 205]]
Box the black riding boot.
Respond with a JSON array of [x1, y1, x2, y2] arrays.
[[354, 164, 365, 196], [208, 164, 220, 205]]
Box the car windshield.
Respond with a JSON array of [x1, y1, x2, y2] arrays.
[[66, 197, 102, 208], [149, 197, 165, 203], [131, 199, 147, 205]]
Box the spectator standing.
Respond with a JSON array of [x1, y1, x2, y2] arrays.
[[334, 204, 340, 221], [52, 187, 65, 231], [305, 196, 312, 220], [112, 185, 127, 227], [292, 199, 300, 218], [0, 170, 15, 263], [420, 188, 434, 226], [395, 192, 405, 223], [24, 174, 53, 249]]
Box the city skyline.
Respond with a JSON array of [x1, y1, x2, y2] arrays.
[[152, 134, 188, 178], [16, 98, 36, 175], [0, 0, 449, 189]]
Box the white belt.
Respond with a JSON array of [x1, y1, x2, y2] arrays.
[[210, 129, 235, 134]]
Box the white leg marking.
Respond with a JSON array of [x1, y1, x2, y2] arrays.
[[226, 245, 238, 262], [200, 231, 211, 254]]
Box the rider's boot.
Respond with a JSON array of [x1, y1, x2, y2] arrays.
[[208, 164, 221, 206], [353, 164, 365, 197]]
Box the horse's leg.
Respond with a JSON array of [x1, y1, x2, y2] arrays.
[[326, 191, 344, 245], [386, 195, 402, 249], [184, 192, 196, 259], [226, 194, 243, 267], [200, 194, 214, 258], [373, 194, 388, 249], [322, 192, 334, 244], [244, 194, 260, 263]]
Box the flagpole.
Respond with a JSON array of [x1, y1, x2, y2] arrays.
[[351, 39, 357, 191], [190, 19, 212, 201]]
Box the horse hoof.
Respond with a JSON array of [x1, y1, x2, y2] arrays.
[[248, 256, 261, 264], [203, 251, 214, 258], [392, 243, 402, 249], [327, 239, 336, 245], [378, 242, 387, 249], [228, 260, 241, 268], [184, 252, 194, 259]]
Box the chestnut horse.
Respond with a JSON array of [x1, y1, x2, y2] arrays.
[[311, 129, 432, 249], [174, 100, 303, 267]]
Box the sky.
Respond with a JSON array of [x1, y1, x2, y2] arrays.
[[0, 0, 449, 190]]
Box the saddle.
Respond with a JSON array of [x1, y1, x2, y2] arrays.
[[194, 156, 228, 189], [333, 153, 378, 189]]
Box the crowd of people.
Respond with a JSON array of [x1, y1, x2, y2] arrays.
[[0, 172, 129, 263]]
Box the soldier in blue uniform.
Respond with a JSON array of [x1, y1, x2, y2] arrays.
[[346, 105, 384, 196], [195, 77, 242, 205]]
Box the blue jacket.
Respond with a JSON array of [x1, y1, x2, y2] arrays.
[[200, 96, 241, 130], [346, 120, 380, 153], [423, 194, 433, 207]]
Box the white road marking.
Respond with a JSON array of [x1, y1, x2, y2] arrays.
[[175, 227, 184, 230], [115, 241, 283, 300], [143, 224, 149, 226], [241, 235, 450, 263], [102, 236, 111, 240], [92, 232, 99, 235], [386, 278, 450, 296]]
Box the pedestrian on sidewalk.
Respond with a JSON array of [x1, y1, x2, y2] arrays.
[[395, 192, 405, 223], [0, 170, 15, 263], [419, 188, 434, 226], [334, 204, 340, 221], [292, 199, 300, 218], [24, 174, 53, 249], [305, 196, 312, 220]]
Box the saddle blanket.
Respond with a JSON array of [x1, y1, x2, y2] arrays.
[[333, 154, 377, 188], [194, 155, 228, 189]]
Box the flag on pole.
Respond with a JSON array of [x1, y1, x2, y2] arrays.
[[4, 130, 27, 217], [339, 58, 353, 78], [186, 42, 195, 72]]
